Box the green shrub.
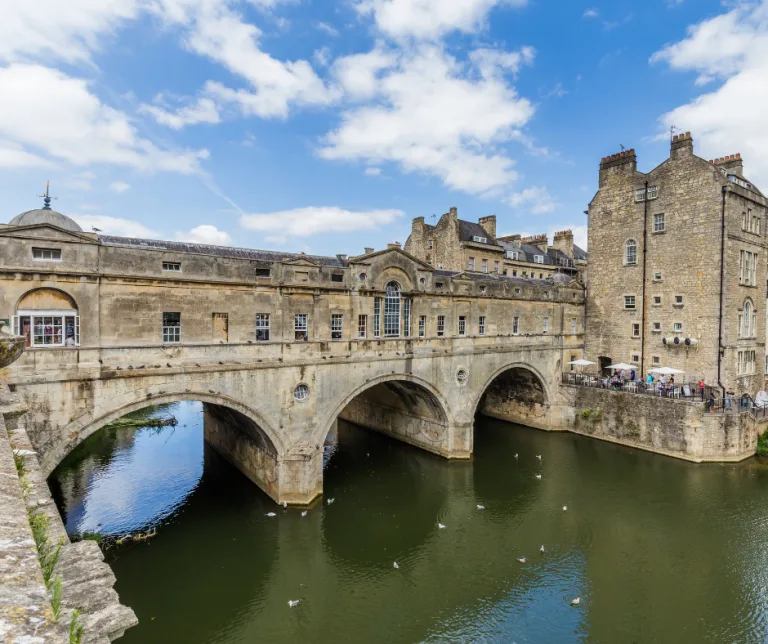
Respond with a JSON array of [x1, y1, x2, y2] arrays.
[[69, 610, 84, 644], [758, 429, 768, 456]]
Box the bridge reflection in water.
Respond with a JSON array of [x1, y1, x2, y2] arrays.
[[49, 401, 768, 644]]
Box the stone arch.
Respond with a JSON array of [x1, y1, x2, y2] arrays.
[[471, 362, 551, 430], [46, 389, 283, 476], [374, 266, 413, 292], [15, 286, 78, 311], [316, 373, 451, 455]]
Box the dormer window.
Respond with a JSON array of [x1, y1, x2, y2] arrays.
[[162, 262, 181, 272], [534, 255, 544, 264], [472, 235, 487, 243], [32, 247, 61, 261]]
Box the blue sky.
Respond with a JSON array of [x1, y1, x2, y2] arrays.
[[1, 0, 765, 256]]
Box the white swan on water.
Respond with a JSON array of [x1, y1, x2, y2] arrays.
[[477, 505, 485, 510], [393, 562, 399, 569], [301, 510, 307, 517], [266, 512, 276, 517], [571, 597, 580, 606], [288, 600, 300, 607], [438, 523, 446, 529], [535, 474, 542, 480]]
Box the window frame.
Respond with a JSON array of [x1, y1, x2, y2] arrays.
[[418, 315, 426, 338], [512, 316, 520, 335], [624, 295, 636, 310], [294, 314, 309, 341], [625, 240, 637, 266], [162, 312, 181, 344], [32, 247, 62, 261], [162, 261, 181, 272], [331, 313, 343, 340], [653, 213, 665, 233], [255, 313, 270, 341], [358, 314, 367, 339], [437, 315, 445, 337], [458, 315, 467, 336]]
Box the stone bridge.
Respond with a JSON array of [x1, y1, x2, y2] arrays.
[[7, 336, 575, 505]]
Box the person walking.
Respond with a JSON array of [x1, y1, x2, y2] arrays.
[[698, 379, 705, 401], [707, 391, 716, 413]]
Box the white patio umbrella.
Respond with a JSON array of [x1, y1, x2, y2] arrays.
[[605, 363, 636, 371], [648, 366, 685, 375], [568, 359, 595, 367]]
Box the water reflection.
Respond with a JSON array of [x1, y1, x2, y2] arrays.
[[48, 403, 768, 643]]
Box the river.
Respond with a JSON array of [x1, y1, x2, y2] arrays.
[[48, 401, 768, 643]]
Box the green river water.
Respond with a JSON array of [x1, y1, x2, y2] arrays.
[[48, 401, 768, 643]]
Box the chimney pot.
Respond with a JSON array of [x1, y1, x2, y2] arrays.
[[364, 247, 374, 254]]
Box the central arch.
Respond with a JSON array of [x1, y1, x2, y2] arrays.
[[472, 363, 551, 430], [318, 374, 452, 457]]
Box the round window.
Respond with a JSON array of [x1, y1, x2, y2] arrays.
[[359, 273, 367, 282], [456, 369, 468, 383], [293, 384, 310, 402], [419, 277, 426, 286]]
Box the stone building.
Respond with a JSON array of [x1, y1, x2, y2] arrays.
[[586, 133, 768, 396], [404, 207, 587, 282], [0, 204, 584, 350]]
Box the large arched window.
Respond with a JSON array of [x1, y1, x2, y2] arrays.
[[12, 288, 79, 348], [384, 281, 401, 337], [625, 240, 637, 266]]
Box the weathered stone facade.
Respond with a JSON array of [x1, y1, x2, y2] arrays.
[[587, 133, 768, 396]]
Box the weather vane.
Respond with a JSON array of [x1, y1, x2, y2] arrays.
[[38, 180, 56, 211]]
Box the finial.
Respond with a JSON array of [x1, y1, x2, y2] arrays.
[[38, 180, 56, 210]]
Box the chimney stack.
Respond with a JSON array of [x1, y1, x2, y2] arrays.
[[551, 230, 574, 258], [388, 241, 402, 250], [448, 206, 458, 220], [364, 247, 374, 255], [598, 148, 637, 188], [478, 215, 497, 239], [670, 131, 693, 160], [710, 153, 744, 178], [521, 233, 548, 250]]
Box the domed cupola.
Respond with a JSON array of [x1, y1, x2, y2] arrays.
[[8, 182, 82, 233]]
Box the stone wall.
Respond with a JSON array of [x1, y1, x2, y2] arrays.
[[0, 383, 136, 642], [558, 385, 756, 462]]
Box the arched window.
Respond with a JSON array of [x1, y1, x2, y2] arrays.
[[12, 288, 79, 348], [625, 240, 637, 265], [384, 281, 401, 337], [742, 300, 756, 338]]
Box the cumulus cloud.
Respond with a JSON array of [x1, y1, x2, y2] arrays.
[[354, 0, 527, 40], [240, 206, 403, 236], [71, 214, 159, 237], [0, 0, 139, 64], [316, 21, 339, 37], [140, 95, 220, 130], [365, 167, 382, 176], [109, 181, 130, 193], [0, 64, 208, 173], [652, 2, 768, 185], [176, 224, 232, 245], [322, 45, 535, 195], [583, 8, 599, 18], [506, 186, 557, 214]]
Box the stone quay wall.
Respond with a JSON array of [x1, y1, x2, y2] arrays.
[[557, 384, 756, 462]]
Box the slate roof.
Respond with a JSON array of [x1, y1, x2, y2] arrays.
[[458, 220, 499, 245], [573, 244, 587, 261], [97, 235, 348, 267], [432, 269, 557, 285]]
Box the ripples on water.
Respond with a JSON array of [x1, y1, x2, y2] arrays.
[[49, 401, 768, 644]]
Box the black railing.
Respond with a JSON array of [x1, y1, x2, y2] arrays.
[[562, 373, 768, 418]]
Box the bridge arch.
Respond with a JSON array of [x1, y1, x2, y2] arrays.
[[316, 373, 452, 457], [472, 362, 551, 430], [45, 389, 283, 477]]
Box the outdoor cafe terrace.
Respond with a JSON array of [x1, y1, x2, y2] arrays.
[[561, 372, 768, 418]]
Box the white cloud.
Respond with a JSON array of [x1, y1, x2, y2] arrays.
[[0, 142, 51, 168], [0, 0, 139, 64], [316, 21, 339, 37], [365, 167, 382, 176], [71, 214, 159, 237], [0, 64, 208, 173], [583, 8, 599, 18], [506, 186, 557, 214], [240, 206, 403, 236], [652, 2, 768, 185], [109, 181, 131, 193], [321, 45, 535, 195], [152, 0, 337, 119], [469, 46, 535, 80], [176, 224, 232, 245], [314, 47, 331, 67], [140, 95, 220, 129], [355, 0, 527, 40]]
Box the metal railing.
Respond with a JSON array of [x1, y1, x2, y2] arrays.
[[561, 373, 768, 418]]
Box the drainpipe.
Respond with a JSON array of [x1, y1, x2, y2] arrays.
[[640, 181, 649, 378], [717, 185, 727, 398]]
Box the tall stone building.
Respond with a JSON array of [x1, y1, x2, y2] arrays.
[[586, 132, 767, 396]]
